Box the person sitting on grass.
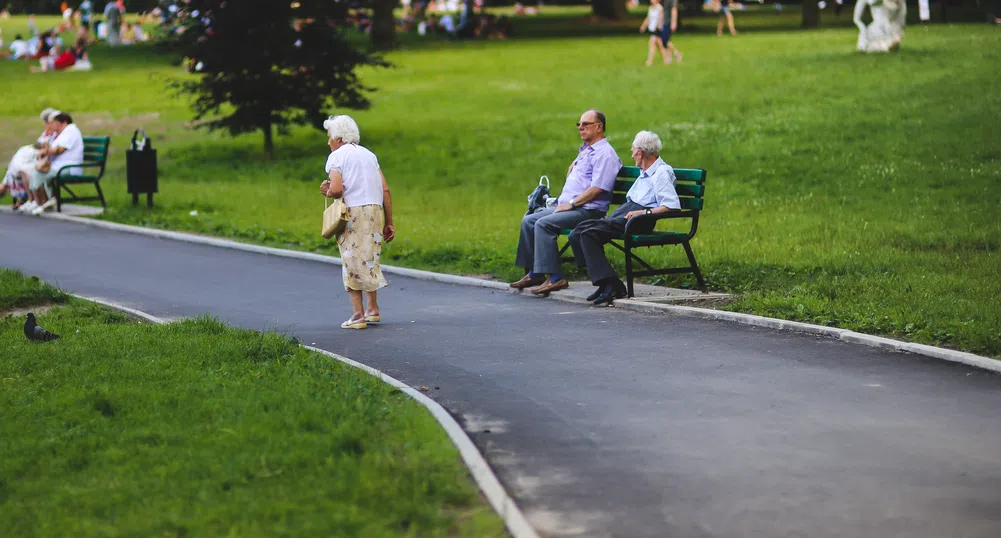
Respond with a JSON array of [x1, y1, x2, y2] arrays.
[[31, 44, 68, 72], [121, 22, 137, 44], [567, 130, 681, 306], [509, 109, 621, 296], [5, 34, 30, 60], [23, 112, 84, 215]]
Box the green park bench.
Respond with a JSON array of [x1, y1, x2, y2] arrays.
[[558, 166, 708, 298], [54, 136, 110, 213]]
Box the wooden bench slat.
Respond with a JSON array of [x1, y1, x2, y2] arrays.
[[680, 198, 703, 211], [676, 183, 704, 197]]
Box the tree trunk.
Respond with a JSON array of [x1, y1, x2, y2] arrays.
[[371, 0, 397, 50], [262, 121, 274, 158], [592, 0, 628, 20], [802, 0, 821, 28]]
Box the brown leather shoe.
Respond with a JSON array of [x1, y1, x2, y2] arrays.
[[510, 273, 547, 289], [530, 278, 569, 295]]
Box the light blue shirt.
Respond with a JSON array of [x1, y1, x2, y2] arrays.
[[557, 138, 622, 212], [626, 157, 680, 209]]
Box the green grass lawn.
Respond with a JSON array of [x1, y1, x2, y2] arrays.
[[0, 269, 505, 537], [2, 13, 999, 357]]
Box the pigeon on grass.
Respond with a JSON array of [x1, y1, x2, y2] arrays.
[[24, 313, 60, 342]]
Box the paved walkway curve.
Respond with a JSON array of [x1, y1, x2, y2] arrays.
[[3, 213, 1001, 538]]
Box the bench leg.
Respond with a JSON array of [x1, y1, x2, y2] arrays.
[[55, 180, 62, 213], [558, 237, 573, 262], [95, 182, 107, 208], [625, 244, 635, 298], [683, 241, 707, 292]]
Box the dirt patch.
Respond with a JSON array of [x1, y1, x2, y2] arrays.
[[1, 304, 56, 318], [76, 111, 163, 137]]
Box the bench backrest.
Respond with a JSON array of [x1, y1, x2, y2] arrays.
[[611, 166, 706, 211], [83, 136, 111, 164]]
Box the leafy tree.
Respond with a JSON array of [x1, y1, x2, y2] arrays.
[[165, 0, 388, 156], [802, 0, 821, 28], [370, 0, 398, 50], [592, 0, 628, 20]]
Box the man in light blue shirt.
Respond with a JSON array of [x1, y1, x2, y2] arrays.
[[568, 130, 680, 305], [510, 109, 622, 295]]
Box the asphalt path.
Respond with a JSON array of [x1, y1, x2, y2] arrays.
[[3, 212, 1001, 538]]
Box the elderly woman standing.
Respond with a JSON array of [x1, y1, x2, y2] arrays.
[[319, 115, 395, 329]]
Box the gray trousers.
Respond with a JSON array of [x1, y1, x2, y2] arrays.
[[516, 206, 604, 275], [568, 201, 653, 285]]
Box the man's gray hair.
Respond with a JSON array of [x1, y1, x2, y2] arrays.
[[631, 130, 662, 156], [40, 108, 57, 122], [323, 115, 360, 144]]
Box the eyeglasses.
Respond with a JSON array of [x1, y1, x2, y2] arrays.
[[576, 121, 597, 128]]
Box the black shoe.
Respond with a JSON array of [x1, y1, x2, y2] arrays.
[[593, 281, 627, 306], [585, 285, 607, 302]]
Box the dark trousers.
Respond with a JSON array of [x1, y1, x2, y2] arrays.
[[568, 201, 653, 285], [516, 206, 604, 275]]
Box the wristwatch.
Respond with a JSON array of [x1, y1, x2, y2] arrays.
[[645, 208, 653, 216], [570, 199, 577, 209]]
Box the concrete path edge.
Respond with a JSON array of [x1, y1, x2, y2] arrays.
[[45, 211, 999, 375], [73, 294, 540, 538]]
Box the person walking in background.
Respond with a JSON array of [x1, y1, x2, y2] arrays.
[[661, 0, 683, 63], [78, 0, 94, 33], [318, 115, 396, 330], [639, 0, 667, 66], [568, 130, 681, 306], [509, 109, 621, 295], [715, 0, 738, 36], [104, 0, 122, 46]]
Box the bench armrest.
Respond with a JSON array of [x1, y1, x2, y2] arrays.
[[55, 161, 104, 178], [623, 209, 699, 235]]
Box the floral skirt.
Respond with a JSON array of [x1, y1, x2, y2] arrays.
[[337, 204, 388, 292]]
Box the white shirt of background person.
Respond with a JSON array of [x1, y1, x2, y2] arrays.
[[9, 39, 28, 59], [647, 4, 662, 32], [50, 123, 85, 175], [440, 13, 456, 33], [324, 144, 383, 208]]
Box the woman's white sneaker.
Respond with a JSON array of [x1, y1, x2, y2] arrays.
[[31, 199, 57, 215]]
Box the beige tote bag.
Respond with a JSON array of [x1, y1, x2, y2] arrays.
[[321, 197, 348, 239]]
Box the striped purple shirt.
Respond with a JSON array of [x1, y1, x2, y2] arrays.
[[557, 138, 622, 212]]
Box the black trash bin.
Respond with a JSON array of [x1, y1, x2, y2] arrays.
[[126, 129, 158, 207]]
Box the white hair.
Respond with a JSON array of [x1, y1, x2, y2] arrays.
[[631, 130, 662, 157], [40, 108, 57, 122], [323, 115, 360, 144]]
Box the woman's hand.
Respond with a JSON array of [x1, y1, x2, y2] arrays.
[[319, 180, 330, 197], [383, 224, 395, 243]]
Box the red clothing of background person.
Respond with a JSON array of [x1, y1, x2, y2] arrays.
[[53, 48, 76, 70]]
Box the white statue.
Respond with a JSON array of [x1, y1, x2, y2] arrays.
[[854, 0, 906, 53]]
